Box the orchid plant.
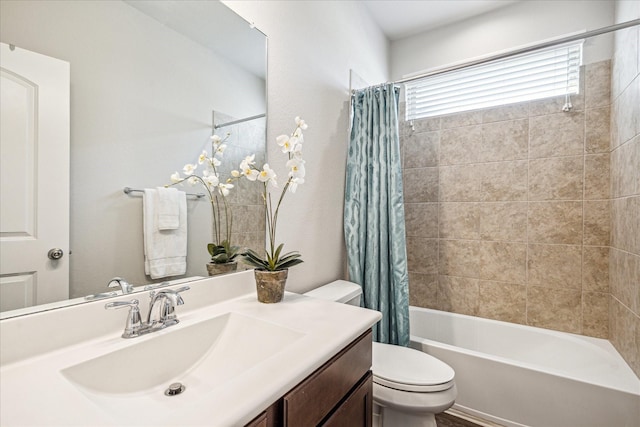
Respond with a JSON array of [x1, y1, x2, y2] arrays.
[[231, 116, 308, 271], [168, 133, 240, 264]]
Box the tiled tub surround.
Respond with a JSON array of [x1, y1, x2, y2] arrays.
[[610, 3, 640, 379], [402, 61, 613, 339]]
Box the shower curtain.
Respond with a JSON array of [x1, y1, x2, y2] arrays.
[[344, 83, 410, 346]]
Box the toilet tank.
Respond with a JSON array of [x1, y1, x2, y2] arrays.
[[303, 280, 362, 306]]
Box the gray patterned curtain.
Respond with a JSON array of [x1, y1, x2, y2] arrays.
[[344, 83, 409, 346]]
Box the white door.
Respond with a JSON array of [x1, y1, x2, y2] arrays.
[[0, 42, 70, 312]]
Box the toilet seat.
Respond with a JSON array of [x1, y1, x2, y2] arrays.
[[372, 342, 455, 392]]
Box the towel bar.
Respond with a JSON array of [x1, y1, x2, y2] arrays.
[[123, 187, 205, 199]]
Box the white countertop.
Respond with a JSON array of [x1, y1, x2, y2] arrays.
[[0, 272, 381, 426]]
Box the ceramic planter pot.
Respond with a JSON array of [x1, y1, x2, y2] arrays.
[[254, 269, 288, 303], [206, 261, 238, 276]]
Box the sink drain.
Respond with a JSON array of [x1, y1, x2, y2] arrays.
[[164, 382, 186, 396]]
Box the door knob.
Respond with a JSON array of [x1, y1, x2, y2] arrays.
[[48, 248, 64, 260]]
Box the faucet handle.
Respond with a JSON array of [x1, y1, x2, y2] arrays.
[[148, 286, 190, 327], [105, 299, 143, 338], [169, 285, 190, 304], [107, 277, 134, 294], [105, 299, 138, 310], [159, 285, 190, 294], [150, 286, 190, 302]]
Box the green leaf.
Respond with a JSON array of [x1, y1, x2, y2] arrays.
[[277, 258, 304, 270], [207, 243, 219, 257], [273, 243, 284, 262], [276, 253, 301, 265], [208, 241, 244, 264], [242, 249, 269, 269]]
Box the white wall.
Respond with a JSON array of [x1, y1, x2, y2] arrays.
[[223, 0, 389, 293], [391, 0, 615, 80], [0, 0, 265, 297]]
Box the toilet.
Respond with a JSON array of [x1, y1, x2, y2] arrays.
[[304, 280, 457, 427]]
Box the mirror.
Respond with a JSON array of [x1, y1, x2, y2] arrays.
[[0, 0, 267, 318]]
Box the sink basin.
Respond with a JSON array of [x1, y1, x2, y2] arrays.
[[61, 312, 304, 395]]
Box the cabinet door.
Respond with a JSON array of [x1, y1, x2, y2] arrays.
[[245, 400, 282, 427], [246, 412, 267, 427], [283, 330, 372, 426], [322, 371, 373, 427]]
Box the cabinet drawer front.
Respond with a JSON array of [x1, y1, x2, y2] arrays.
[[283, 330, 372, 426]]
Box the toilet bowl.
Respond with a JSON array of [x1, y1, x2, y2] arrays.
[[304, 280, 457, 427]]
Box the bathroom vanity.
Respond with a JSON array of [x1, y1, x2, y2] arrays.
[[0, 271, 381, 426]]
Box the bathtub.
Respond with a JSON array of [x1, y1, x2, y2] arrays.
[[409, 306, 640, 427]]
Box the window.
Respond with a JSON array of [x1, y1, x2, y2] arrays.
[[405, 41, 583, 121]]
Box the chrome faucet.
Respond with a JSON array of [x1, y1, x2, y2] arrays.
[[107, 277, 134, 294], [147, 287, 189, 329], [105, 286, 190, 338]]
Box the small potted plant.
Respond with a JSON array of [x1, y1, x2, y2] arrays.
[[169, 133, 241, 275], [231, 116, 308, 302]]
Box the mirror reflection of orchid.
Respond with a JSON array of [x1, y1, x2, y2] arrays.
[[168, 133, 241, 265], [231, 116, 308, 271]]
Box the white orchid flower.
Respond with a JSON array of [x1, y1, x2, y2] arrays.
[[292, 142, 304, 159], [245, 169, 259, 181], [211, 157, 221, 167], [211, 134, 222, 144], [218, 183, 234, 197], [198, 150, 208, 164], [183, 163, 197, 176], [277, 134, 296, 153], [288, 177, 305, 193], [187, 176, 198, 185], [258, 164, 277, 186], [240, 154, 256, 168], [293, 128, 305, 142], [202, 170, 220, 187], [239, 155, 259, 180], [207, 175, 217, 186], [170, 172, 182, 183], [286, 158, 305, 179], [295, 116, 308, 130], [241, 164, 259, 181], [215, 144, 227, 158], [203, 174, 220, 188]]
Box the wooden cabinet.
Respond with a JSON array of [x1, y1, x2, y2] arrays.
[[246, 330, 373, 427]]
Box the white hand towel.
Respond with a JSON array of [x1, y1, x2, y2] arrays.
[[157, 187, 180, 230], [143, 188, 188, 279]]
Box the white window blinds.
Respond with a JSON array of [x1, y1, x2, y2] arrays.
[[405, 41, 583, 120]]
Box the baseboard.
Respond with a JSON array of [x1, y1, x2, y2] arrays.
[[445, 408, 506, 427]]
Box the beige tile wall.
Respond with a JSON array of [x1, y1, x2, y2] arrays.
[[401, 60, 612, 339], [610, 6, 640, 378]]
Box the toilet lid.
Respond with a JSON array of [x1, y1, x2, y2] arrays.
[[372, 342, 455, 392]]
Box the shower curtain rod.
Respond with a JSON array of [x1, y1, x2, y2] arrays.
[[394, 18, 640, 86], [213, 113, 266, 130]]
